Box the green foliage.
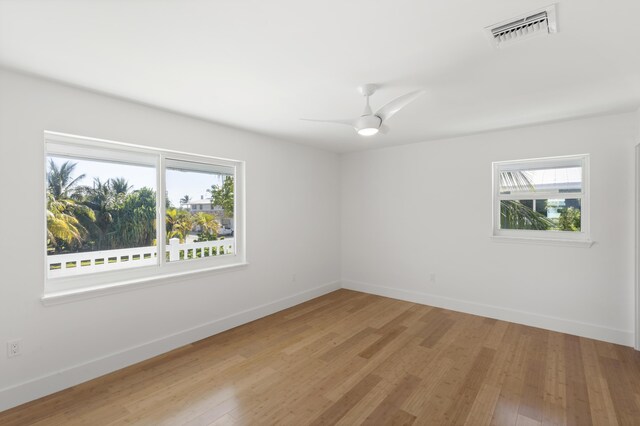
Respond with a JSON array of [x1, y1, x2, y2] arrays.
[[208, 176, 234, 218], [47, 162, 158, 252], [46, 160, 231, 254], [500, 200, 555, 230], [46, 161, 94, 253], [46, 193, 91, 253], [47, 159, 86, 199], [112, 187, 157, 248], [193, 212, 219, 242], [166, 208, 194, 243], [110, 177, 133, 195], [557, 207, 581, 231]]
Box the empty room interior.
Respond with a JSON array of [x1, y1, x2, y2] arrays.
[[2, 0, 640, 424]]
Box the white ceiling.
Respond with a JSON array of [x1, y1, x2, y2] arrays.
[[1, 0, 639, 153]]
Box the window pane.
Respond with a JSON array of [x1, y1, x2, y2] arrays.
[[500, 198, 581, 231], [499, 166, 582, 194], [46, 155, 157, 278], [165, 160, 235, 262]]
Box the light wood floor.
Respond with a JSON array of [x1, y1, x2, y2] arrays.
[[2, 289, 639, 425]]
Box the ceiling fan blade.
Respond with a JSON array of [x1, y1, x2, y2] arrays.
[[375, 90, 425, 123], [300, 118, 354, 127]]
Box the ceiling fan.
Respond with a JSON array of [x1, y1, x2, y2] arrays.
[[301, 84, 424, 136]]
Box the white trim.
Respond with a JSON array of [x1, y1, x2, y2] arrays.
[[1, 280, 341, 412], [494, 228, 590, 241], [495, 153, 582, 171], [41, 261, 249, 306], [490, 235, 594, 247], [44, 131, 242, 165], [498, 191, 584, 201], [636, 144, 640, 350], [341, 279, 634, 347], [157, 153, 166, 269]]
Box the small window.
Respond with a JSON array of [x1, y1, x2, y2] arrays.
[[492, 154, 590, 245], [45, 132, 245, 293]]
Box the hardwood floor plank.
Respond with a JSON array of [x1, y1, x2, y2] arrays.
[[376, 305, 418, 334], [334, 379, 389, 425], [541, 331, 567, 426], [598, 356, 639, 425], [320, 327, 377, 362], [420, 317, 456, 348], [580, 338, 619, 425], [517, 329, 547, 423], [443, 346, 497, 424], [402, 356, 455, 415], [309, 374, 382, 425], [464, 383, 501, 426], [1, 289, 639, 426], [491, 326, 531, 426], [358, 326, 407, 359], [564, 335, 593, 426], [361, 374, 421, 424]]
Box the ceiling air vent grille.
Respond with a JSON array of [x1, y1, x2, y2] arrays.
[[486, 4, 557, 48]]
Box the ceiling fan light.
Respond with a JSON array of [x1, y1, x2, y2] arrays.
[[355, 115, 382, 136], [357, 127, 379, 136]]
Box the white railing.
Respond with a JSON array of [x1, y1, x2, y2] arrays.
[[166, 238, 234, 262], [47, 238, 235, 278]]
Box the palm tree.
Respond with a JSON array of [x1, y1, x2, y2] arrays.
[[499, 171, 553, 230], [47, 159, 85, 200], [77, 178, 126, 249], [46, 193, 95, 253], [499, 171, 535, 193], [193, 212, 219, 241], [180, 195, 191, 206], [500, 200, 555, 230], [110, 177, 132, 195], [46, 160, 96, 252], [166, 208, 194, 243], [194, 212, 219, 234]]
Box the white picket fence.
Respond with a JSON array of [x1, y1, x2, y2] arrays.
[[47, 238, 235, 278]]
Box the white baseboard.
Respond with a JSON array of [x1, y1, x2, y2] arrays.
[[0, 280, 340, 412], [341, 279, 634, 347]]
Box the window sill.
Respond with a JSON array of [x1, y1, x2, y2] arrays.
[[490, 235, 594, 248], [41, 261, 249, 306]]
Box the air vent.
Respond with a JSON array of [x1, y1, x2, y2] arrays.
[[486, 4, 557, 48]]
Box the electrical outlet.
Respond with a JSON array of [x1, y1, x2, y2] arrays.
[[7, 339, 21, 358]]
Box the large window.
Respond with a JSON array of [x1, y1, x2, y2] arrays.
[[492, 154, 591, 245], [44, 132, 245, 294]]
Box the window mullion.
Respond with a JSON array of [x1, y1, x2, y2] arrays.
[[157, 153, 167, 268]]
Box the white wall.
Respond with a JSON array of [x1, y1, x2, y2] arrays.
[[0, 69, 340, 410], [341, 112, 638, 347]]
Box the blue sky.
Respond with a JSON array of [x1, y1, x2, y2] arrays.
[[48, 156, 224, 207]]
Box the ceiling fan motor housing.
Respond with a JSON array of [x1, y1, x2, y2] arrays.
[[355, 115, 382, 132]]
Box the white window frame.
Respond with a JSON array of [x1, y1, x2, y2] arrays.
[[43, 131, 246, 303], [492, 154, 593, 247]]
